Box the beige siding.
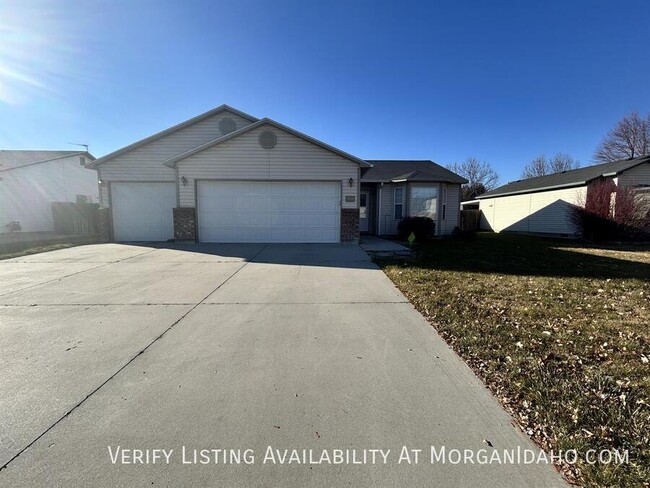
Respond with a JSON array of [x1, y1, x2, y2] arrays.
[[479, 186, 586, 235], [177, 124, 359, 209], [1, 156, 99, 232], [377, 182, 459, 236], [377, 183, 405, 235], [441, 184, 461, 234], [618, 162, 650, 187], [97, 110, 254, 206]]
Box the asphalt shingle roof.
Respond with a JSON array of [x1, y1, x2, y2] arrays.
[[478, 156, 650, 199], [361, 160, 467, 184], [0, 150, 89, 172]]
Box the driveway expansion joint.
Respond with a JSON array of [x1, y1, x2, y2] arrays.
[[0, 245, 267, 472], [0, 248, 160, 298]]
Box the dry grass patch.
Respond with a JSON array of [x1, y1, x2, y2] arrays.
[[380, 234, 649, 487]]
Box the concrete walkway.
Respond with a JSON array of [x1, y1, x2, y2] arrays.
[[0, 243, 565, 487], [359, 236, 413, 259]]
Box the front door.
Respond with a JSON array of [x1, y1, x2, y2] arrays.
[[359, 191, 369, 232]]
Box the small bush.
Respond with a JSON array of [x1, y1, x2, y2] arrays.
[[451, 226, 477, 240], [397, 217, 435, 241]]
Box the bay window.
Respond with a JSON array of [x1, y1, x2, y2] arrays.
[[409, 186, 438, 220]]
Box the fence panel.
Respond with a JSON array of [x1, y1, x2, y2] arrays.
[[460, 209, 481, 231], [51, 202, 100, 235]]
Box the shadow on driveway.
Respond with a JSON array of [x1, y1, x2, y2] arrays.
[[126, 242, 375, 268]]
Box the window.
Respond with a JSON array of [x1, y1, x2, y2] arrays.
[[442, 187, 447, 220], [410, 186, 438, 220], [394, 187, 404, 219]]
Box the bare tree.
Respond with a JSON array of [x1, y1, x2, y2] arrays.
[[447, 157, 500, 201], [521, 153, 580, 179], [594, 111, 650, 162]]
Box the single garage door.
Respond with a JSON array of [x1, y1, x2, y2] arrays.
[[198, 181, 340, 243], [112, 182, 176, 241]]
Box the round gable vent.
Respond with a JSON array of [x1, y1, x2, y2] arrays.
[[259, 130, 277, 149], [219, 117, 236, 135]]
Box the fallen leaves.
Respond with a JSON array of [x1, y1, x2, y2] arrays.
[[379, 235, 650, 487]]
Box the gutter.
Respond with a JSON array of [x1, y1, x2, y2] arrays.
[[477, 181, 588, 199]]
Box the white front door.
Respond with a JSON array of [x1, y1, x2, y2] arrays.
[[197, 180, 341, 243], [111, 182, 176, 241]]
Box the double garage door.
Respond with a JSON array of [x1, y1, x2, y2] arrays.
[[111, 181, 341, 243], [198, 181, 340, 243]]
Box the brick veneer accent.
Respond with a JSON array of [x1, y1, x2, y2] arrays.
[[98, 208, 112, 242], [341, 208, 360, 242], [173, 207, 196, 241]]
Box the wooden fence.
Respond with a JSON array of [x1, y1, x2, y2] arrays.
[[51, 202, 100, 235], [460, 209, 481, 231]]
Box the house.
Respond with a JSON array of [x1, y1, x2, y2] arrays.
[[360, 160, 467, 236], [476, 155, 650, 236], [460, 200, 479, 210], [0, 150, 97, 234], [86, 105, 467, 243]]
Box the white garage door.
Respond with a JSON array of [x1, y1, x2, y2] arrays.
[[198, 181, 340, 243], [112, 182, 176, 241]]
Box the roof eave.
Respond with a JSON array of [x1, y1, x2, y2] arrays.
[[164, 117, 371, 168], [265, 118, 371, 167], [477, 181, 588, 199], [163, 119, 267, 167], [0, 151, 94, 173], [86, 105, 258, 169]]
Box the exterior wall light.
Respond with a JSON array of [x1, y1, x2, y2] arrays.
[[348, 177, 354, 187], [181, 176, 188, 186]]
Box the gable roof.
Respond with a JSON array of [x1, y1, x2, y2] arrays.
[[477, 155, 650, 199], [361, 160, 467, 184], [162, 117, 372, 168], [86, 104, 258, 169], [0, 150, 95, 173]]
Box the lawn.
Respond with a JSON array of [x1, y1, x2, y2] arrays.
[[380, 233, 649, 487]]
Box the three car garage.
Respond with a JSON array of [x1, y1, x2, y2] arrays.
[[110, 180, 342, 243], [88, 106, 366, 244]]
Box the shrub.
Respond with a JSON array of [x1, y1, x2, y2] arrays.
[[397, 217, 435, 241], [451, 226, 477, 240], [570, 178, 650, 241]]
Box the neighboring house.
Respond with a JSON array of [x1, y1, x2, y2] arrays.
[[360, 161, 467, 236], [460, 200, 479, 210], [477, 155, 650, 236], [86, 105, 466, 243], [0, 150, 97, 233]]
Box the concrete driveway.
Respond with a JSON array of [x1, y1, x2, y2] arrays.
[[0, 243, 565, 487]]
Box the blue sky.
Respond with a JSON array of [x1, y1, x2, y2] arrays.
[[0, 0, 648, 183]]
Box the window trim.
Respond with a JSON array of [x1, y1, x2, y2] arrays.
[[442, 186, 447, 220], [394, 187, 404, 219]]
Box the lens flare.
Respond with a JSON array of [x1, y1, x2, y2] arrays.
[[0, 1, 81, 105]]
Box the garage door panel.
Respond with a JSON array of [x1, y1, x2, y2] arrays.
[[112, 183, 176, 242], [198, 181, 341, 243]]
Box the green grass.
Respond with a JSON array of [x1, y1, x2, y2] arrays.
[[379, 233, 650, 487]]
